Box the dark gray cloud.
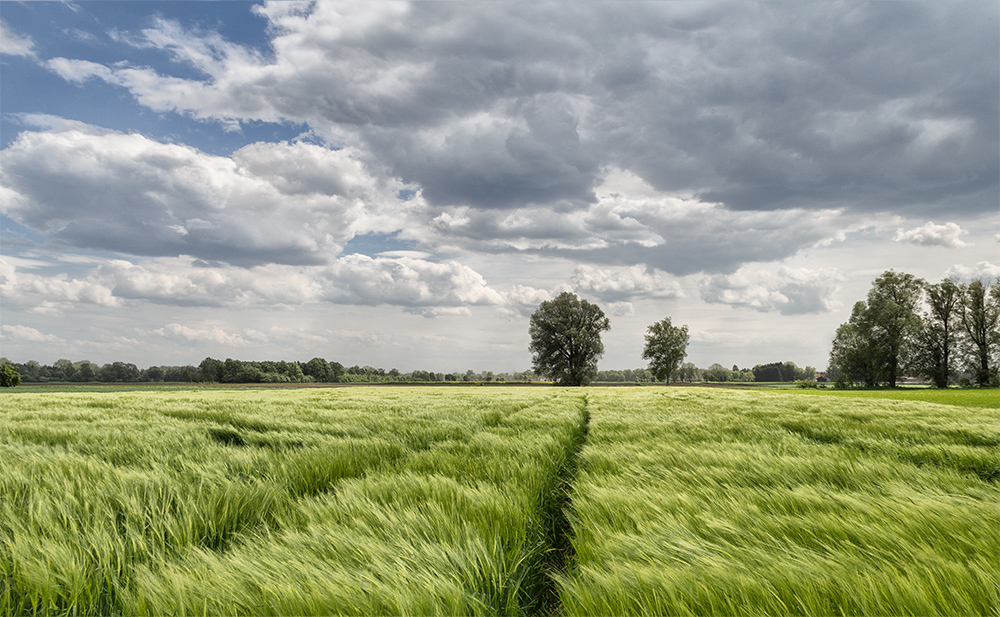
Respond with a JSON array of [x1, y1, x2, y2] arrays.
[[602, 2, 999, 215], [299, 3, 995, 217], [365, 96, 600, 209], [48, 1, 996, 221], [7, 0, 998, 283], [422, 191, 859, 276]]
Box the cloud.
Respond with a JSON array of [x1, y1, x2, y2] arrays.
[[405, 306, 472, 319], [47, 2, 996, 218], [570, 264, 682, 301], [371, 98, 602, 210], [0, 21, 35, 57], [153, 323, 259, 347], [0, 254, 518, 316], [1, 120, 873, 279], [0, 257, 120, 314], [100, 259, 322, 307], [893, 221, 970, 248], [12, 2, 997, 283], [0, 124, 409, 266], [46, 57, 113, 82], [496, 285, 553, 318], [1, 324, 63, 343], [700, 266, 842, 315], [605, 302, 634, 317], [421, 169, 869, 275], [320, 254, 506, 309], [945, 261, 1000, 282]]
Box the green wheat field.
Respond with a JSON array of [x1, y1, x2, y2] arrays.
[[1, 386, 997, 616]]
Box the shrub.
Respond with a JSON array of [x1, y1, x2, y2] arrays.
[[0, 364, 20, 387], [794, 379, 818, 388]]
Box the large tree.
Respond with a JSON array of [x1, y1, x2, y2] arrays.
[[829, 301, 886, 388], [642, 317, 689, 383], [959, 279, 1000, 387], [829, 271, 925, 387], [529, 292, 610, 386], [911, 279, 961, 388], [865, 270, 925, 387]]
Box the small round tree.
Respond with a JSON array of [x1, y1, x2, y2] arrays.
[[529, 292, 610, 386], [642, 317, 689, 383], [0, 364, 21, 387]]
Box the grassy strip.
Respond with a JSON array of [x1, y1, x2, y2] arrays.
[[535, 394, 590, 614], [0, 388, 587, 615], [774, 386, 999, 409], [559, 387, 1000, 616]]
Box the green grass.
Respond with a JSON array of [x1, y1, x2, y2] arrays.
[[0, 388, 584, 615], [1, 386, 997, 615], [776, 385, 998, 409], [559, 388, 1000, 616]]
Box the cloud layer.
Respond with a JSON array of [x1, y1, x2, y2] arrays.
[[1, 1, 997, 370], [1, 118, 410, 266], [40, 2, 998, 218], [0, 254, 516, 316], [2, 120, 873, 277]]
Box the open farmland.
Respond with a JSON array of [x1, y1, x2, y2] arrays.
[[562, 388, 999, 616], [1, 387, 997, 616]]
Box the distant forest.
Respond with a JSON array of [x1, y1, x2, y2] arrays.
[[0, 357, 816, 385]]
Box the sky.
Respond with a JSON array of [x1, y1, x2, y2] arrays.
[[1, 1, 998, 374]]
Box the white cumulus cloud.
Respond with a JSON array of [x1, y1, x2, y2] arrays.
[[945, 261, 1000, 282], [571, 264, 682, 301], [321, 254, 506, 309], [893, 221, 970, 248], [0, 253, 520, 317], [1, 324, 63, 343], [0, 122, 411, 267], [0, 257, 120, 314], [700, 267, 842, 315]]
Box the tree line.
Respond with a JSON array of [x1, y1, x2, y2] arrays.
[[2, 291, 841, 389], [526, 291, 815, 386], [594, 362, 817, 384], [0, 355, 813, 386], [0, 357, 537, 385], [829, 271, 999, 388]]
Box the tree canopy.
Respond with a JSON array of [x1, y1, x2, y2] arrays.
[[830, 272, 999, 388], [528, 292, 610, 386], [866, 270, 925, 387], [912, 279, 962, 388], [0, 364, 20, 387], [959, 280, 1000, 387], [830, 271, 924, 388], [642, 317, 689, 382]]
